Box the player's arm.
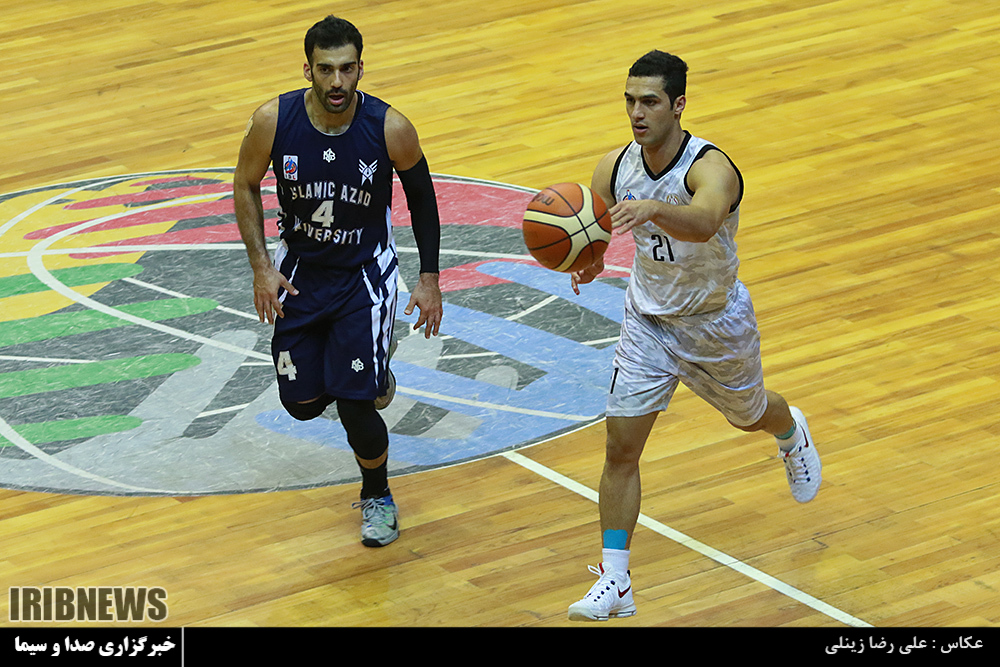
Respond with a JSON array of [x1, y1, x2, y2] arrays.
[[571, 149, 617, 294], [386, 107, 442, 338], [609, 150, 739, 243], [233, 99, 298, 325]]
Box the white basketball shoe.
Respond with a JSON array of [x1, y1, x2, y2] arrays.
[[781, 406, 822, 503], [568, 564, 637, 621]]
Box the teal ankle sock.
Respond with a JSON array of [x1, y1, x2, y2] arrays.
[[603, 529, 628, 550], [776, 423, 796, 440]]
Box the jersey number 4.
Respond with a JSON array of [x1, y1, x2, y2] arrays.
[[277, 351, 297, 381], [311, 200, 335, 228], [651, 234, 675, 262]]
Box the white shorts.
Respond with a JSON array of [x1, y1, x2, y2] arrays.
[[606, 281, 767, 427]]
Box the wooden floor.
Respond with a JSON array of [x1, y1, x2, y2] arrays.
[[2, 0, 1000, 629]]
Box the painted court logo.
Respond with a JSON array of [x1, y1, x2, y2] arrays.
[[9, 587, 168, 622], [0, 169, 634, 496]]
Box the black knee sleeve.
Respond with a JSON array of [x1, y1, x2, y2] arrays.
[[336, 399, 388, 461], [282, 395, 333, 421]]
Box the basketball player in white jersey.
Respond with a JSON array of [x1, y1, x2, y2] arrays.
[[567, 51, 821, 621]]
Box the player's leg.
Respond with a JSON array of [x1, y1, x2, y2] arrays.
[[337, 397, 398, 547], [732, 390, 820, 503], [677, 282, 820, 502], [569, 299, 675, 621], [568, 414, 656, 622], [329, 252, 400, 546], [270, 252, 336, 420], [735, 389, 793, 437], [600, 413, 658, 550]]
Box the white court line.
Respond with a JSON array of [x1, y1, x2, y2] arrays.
[[1, 243, 635, 274], [0, 244, 534, 260], [0, 354, 95, 364], [506, 294, 559, 322], [123, 277, 260, 321], [501, 449, 873, 628], [197, 404, 251, 418], [400, 387, 600, 422]]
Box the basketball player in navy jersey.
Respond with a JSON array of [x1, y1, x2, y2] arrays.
[[566, 51, 821, 620], [233, 16, 442, 548]]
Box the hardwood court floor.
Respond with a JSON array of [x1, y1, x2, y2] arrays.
[[1, 0, 999, 628]]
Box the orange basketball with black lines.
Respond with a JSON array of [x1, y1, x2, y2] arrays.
[[522, 182, 611, 273]]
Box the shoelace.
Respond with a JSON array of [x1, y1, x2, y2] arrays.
[[781, 448, 811, 483], [585, 565, 618, 599], [352, 498, 391, 524]]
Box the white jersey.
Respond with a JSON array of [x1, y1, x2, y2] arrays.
[[612, 131, 744, 317]]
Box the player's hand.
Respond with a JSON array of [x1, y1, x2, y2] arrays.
[[252, 265, 298, 325], [405, 272, 443, 338], [571, 256, 605, 295], [609, 199, 662, 235]]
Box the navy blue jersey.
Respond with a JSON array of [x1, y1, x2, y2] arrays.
[[270, 89, 394, 268]]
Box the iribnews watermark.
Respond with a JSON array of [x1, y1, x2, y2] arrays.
[[9, 587, 168, 622]]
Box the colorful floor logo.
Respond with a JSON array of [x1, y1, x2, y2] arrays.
[[0, 170, 633, 495]]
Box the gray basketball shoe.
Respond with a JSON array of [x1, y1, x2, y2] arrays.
[[352, 495, 399, 547]]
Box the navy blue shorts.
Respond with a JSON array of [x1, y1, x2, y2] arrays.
[[271, 242, 398, 403]]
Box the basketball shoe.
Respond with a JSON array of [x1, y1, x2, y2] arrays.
[[567, 564, 636, 621], [781, 406, 821, 503], [375, 337, 398, 411], [353, 495, 399, 547]]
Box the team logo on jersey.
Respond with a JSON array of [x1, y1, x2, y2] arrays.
[[351, 358, 365, 372], [283, 155, 299, 181], [322, 149, 336, 163], [666, 194, 681, 205], [624, 190, 636, 200], [359, 159, 377, 185]]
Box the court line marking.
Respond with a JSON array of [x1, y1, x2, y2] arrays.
[[501, 449, 873, 628], [507, 294, 560, 322], [1, 244, 634, 273], [399, 387, 599, 422], [0, 354, 95, 364], [122, 277, 261, 321]]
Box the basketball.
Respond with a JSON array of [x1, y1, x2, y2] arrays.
[[522, 182, 611, 273]]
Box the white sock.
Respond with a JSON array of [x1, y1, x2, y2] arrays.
[[602, 548, 631, 575]]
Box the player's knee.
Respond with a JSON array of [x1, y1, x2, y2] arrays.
[[282, 396, 332, 421], [605, 437, 644, 467]]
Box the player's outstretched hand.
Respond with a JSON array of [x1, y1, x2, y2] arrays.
[[609, 199, 661, 235], [253, 265, 298, 325], [571, 256, 605, 295], [405, 272, 443, 338]]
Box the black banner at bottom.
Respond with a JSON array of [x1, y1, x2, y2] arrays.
[[1, 627, 997, 663]]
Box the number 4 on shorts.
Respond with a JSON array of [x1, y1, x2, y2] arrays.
[[277, 351, 297, 381]]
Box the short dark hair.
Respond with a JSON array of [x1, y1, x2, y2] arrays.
[[304, 16, 363, 64], [628, 51, 688, 104]]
